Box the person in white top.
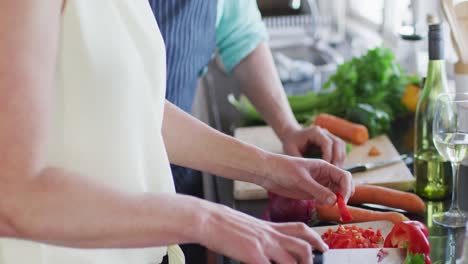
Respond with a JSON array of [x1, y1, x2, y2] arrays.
[[0, 1, 353, 264]]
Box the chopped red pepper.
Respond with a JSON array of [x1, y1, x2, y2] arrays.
[[322, 225, 384, 249], [336, 192, 353, 222], [384, 221, 431, 264]]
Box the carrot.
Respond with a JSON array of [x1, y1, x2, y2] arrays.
[[349, 185, 426, 214], [316, 204, 409, 224], [314, 113, 369, 144], [368, 146, 381, 156]]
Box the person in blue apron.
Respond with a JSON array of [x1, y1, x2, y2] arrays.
[[150, 0, 348, 262]]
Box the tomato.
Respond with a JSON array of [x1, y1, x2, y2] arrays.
[[321, 225, 384, 249]]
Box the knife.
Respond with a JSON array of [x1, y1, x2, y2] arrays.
[[314, 248, 406, 264], [344, 154, 409, 173]]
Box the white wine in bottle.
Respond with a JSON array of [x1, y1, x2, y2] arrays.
[[414, 23, 452, 200]]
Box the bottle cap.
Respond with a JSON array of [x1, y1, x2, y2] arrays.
[[426, 14, 440, 25], [429, 23, 444, 60]]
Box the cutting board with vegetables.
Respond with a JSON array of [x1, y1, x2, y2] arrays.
[[311, 220, 431, 263], [233, 126, 415, 200], [313, 220, 405, 264]]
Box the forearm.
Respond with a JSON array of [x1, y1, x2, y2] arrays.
[[1, 167, 204, 248], [233, 42, 301, 140], [162, 101, 270, 185], [162, 102, 353, 203]]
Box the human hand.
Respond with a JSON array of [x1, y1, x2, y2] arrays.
[[281, 126, 346, 167], [196, 202, 328, 264], [257, 154, 354, 204]]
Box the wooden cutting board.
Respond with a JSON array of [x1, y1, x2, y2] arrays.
[[233, 126, 415, 200]]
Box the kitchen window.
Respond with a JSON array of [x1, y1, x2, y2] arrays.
[[348, 0, 385, 29]]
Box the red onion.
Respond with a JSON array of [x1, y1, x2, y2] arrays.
[[262, 192, 317, 224]]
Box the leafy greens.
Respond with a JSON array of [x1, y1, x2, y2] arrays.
[[229, 47, 419, 137]]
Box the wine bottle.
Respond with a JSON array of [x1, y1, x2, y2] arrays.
[[414, 23, 452, 200], [461, 226, 468, 263]]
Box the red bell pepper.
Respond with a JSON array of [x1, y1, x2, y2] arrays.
[[384, 221, 431, 264], [336, 192, 353, 222]]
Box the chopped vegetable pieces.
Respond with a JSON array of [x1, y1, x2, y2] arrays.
[[321, 225, 384, 249], [384, 221, 431, 264], [368, 146, 381, 156], [336, 192, 353, 222]]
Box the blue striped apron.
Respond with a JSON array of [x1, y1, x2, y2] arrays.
[[149, 1, 217, 196], [150, 2, 218, 262]]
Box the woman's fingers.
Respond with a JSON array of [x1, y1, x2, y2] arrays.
[[273, 222, 328, 252], [315, 161, 354, 202], [240, 225, 316, 264], [267, 244, 298, 264], [308, 126, 333, 163], [281, 126, 347, 166], [201, 205, 321, 264], [333, 168, 354, 202], [303, 176, 337, 205], [288, 160, 353, 204], [275, 235, 312, 264], [307, 126, 347, 166], [328, 133, 346, 167], [243, 243, 271, 264]]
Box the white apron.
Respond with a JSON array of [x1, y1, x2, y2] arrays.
[[0, 0, 182, 263]]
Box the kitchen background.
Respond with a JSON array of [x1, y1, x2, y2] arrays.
[[192, 0, 466, 203], [190, 0, 467, 255], [187, 0, 468, 263], [194, 0, 463, 131]]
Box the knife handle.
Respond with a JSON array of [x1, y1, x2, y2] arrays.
[[313, 250, 324, 264], [345, 165, 366, 173]]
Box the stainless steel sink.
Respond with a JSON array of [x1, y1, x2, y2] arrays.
[[269, 36, 343, 94], [263, 6, 343, 94], [202, 34, 344, 133]]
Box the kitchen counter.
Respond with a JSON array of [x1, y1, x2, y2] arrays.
[[199, 58, 468, 263]]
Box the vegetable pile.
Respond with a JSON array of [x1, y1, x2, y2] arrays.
[[321, 225, 384, 249], [229, 47, 420, 137], [262, 191, 431, 264], [321, 221, 431, 264], [262, 185, 421, 225]]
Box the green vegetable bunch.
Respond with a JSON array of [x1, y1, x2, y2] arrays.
[[229, 47, 419, 137], [323, 48, 415, 120]]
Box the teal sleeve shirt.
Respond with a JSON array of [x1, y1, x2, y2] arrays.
[[215, 0, 269, 74]]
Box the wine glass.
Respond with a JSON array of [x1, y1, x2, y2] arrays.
[[432, 92, 468, 228]]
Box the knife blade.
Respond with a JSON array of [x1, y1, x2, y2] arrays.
[[314, 248, 406, 264], [344, 154, 409, 173]]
